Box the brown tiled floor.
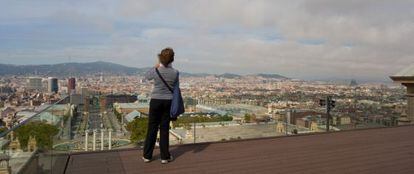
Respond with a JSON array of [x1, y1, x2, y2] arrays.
[[65, 126, 414, 174]]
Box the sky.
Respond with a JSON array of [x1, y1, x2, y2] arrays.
[[0, 0, 414, 82]]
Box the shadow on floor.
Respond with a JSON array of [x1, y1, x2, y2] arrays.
[[168, 143, 210, 159]]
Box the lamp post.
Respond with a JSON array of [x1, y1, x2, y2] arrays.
[[320, 96, 336, 132]]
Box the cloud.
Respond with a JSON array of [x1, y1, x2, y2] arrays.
[[1, 0, 414, 81]]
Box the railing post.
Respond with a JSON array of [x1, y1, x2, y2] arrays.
[[84, 130, 88, 151], [108, 129, 112, 150], [286, 109, 289, 136], [326, 96, 331, 132], [193, 122, 196, 144], [93, 129, 96, 151], [100, 129, 104, 151]]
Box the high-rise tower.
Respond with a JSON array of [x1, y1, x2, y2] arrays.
[[68, 78, 76, 94], [48, 77, 59, 93]]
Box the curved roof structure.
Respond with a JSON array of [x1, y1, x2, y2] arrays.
[[125, 110, 141, 122], [390, 64, 414, 83], [393, 64, 414, 77]]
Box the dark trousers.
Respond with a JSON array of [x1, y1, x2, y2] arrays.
[[143, 99, 171, 160]]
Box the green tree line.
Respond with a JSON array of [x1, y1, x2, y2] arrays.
[[126, 118, 148, 144], [15, 121, 59, 150], [172, 115, 233, 128]]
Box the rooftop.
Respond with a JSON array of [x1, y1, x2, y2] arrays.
[[391, 64, 414, 82], [124, 110, 141, 122], [65, 125, 414, 174], [393, 64, 414, 77]]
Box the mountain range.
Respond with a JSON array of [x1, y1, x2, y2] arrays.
[[0, 61, 139, 76], [0, 61, 288, 79]]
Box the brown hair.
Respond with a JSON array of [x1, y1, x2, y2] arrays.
[[158, 47, 174, 67]]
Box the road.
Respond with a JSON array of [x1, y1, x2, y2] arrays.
[[88, 104, 103, 130]]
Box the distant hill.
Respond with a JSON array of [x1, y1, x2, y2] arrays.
[[0, 61, 144, 76], [256, 73, 287, 79], [216, 73, 242, 79], [0, 61, 288, 79], [180, 72, 212, 77]]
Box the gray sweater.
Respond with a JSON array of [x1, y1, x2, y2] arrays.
[[144, 66, 178, 100]]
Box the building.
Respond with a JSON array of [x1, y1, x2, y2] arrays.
[[101, 94, 137, 108], [48, 77, 58, 93], [27, 77, 42, 91], [80, 87, 89, 100], [124, 110, 142, 122], [83, 97, 90, 112], [68, 78, 76, 94], [390, 64, 414, 124], [296, 117, 312, 128], [0, 86, 13, 95], [332, 116, 351, 125], [288, 110, 324, 125], [70, 94, 82, 105], [113, 102, 149, 115]]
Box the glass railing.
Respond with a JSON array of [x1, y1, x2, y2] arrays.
[[180, 96, 406, 144], [102, 85, 409, 147], [0, 96, 70, 174], [3, 79, 408, 174]]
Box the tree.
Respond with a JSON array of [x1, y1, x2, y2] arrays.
[[244, 114, 251, 123], [126, 118, 148, 144], [15, 121, 59, 150], [171, 114, 233, 128], [0, 127, 7, 134], [222, 114, 233, 121]]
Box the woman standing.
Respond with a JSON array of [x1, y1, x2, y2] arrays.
[[142, 48, 178, 164]]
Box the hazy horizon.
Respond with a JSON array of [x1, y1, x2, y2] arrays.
[[1, 0, 413, 82], [0, 60, 399, 83]]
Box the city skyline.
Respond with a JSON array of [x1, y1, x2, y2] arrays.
[[0, 60, 404, 83], [1, 1, 414, 173], [1, 0, 414, 81]]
